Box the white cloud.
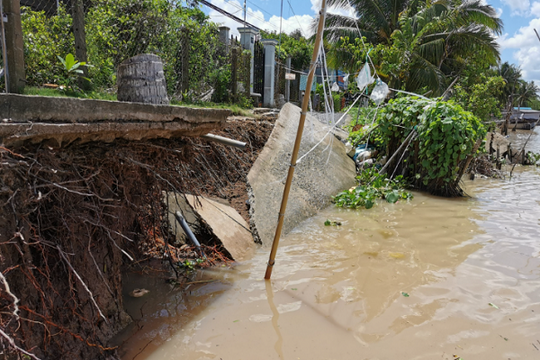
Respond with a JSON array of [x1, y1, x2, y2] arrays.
[[501, 0, 531, 16], [310, 0, 356, 17], [498, 17, 540, 83], [514, 46, 540, 84], [208, 0, 316, 38], [532, 1, 540, 16]]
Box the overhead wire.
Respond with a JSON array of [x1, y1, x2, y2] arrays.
[[212, 0, 280, 31], [246, 0, 274, 18], [285, 0, 309, 38]]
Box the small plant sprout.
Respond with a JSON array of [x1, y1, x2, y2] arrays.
[[57, 53, 92, 93]]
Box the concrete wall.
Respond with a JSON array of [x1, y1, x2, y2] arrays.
[[247, 103, 356, 246]]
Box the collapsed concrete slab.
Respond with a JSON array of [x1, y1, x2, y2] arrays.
[[247, 103, 356, 246], [0, 94, 229, 146], [486, 131, 510, 155], [167, 193, 255, 261]]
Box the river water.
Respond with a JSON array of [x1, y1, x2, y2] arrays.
[[118, 130, 540, 360]]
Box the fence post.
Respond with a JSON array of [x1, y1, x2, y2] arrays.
[[261, 39, 277, 108], [181, 27, 190, 95], [285, 56, 291, 102], [2, 0, 25, 93], [238, 27, 258, 94], [218, 26, 230, 53], [72, 0, 90, 90], [231, 47, 238, 102]]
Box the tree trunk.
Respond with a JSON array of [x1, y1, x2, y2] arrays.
[[71, 0, 90, 91], [117, 54, 169, 105], [3, 0, 25, 93]]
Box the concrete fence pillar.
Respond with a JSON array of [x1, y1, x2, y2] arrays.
[[238, 27, 258, 93], [219, 26, 230, 52], [261, 39, 277, 108]]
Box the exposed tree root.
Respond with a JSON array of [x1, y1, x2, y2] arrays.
[[0, 118, 274, 359]]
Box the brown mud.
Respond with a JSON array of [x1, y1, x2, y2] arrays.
[[0, 116, 274, 359], [118, 130, 540, 360]]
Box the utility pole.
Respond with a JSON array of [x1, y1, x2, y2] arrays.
[[243, 0, 246, 27], [278, 0, 283, 58], [2, 0, 25, 93]]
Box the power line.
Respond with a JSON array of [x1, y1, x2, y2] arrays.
[[246, 0, 274, 18], [285, 0, 308, 37], [198, 0, 261, 30], [219, 0, 279, 31]]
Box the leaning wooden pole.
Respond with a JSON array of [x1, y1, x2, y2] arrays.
[[264, 0, 326, 280]]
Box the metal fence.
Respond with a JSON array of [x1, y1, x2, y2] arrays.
[[2, 0, 302, 107], [4, 0, 252, 103]]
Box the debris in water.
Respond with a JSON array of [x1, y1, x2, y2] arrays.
[[130, 288, 150, 298], [401, 292, 410, 297], [233, 320, 240, 323], [489, 302, 499, 309], [389, 252, 405, 259], [291, 288, 298, 291], [363, 251, 379, 257], [324, 219, 342, 226]]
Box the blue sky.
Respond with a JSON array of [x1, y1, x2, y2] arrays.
[[206, 0, 540, 83]]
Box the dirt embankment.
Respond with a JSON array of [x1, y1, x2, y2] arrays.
[[0, 116, 274, 359]]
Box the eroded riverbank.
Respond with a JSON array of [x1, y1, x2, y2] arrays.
[[118, 130, 540, 360]]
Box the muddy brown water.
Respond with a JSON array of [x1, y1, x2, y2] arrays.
[[117, 130, 540, 360]]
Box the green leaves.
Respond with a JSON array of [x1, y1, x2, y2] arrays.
[[324, 219, 342, 226], [333, 169, 413, 210], [385, 191, 400, 204], [374, 96, 485, 196]]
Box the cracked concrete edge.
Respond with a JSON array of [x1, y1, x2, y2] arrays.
[[0, 93, 230, 124], [246, 180, 262, 245], [0, 121, 220, 147]]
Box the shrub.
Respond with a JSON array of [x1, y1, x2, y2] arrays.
[[21, 5, 74, 86], [376, 96, 486, 196]]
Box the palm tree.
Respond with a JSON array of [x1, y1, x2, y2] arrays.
[[323, 0, 413, 44], [516, 81, 540, 108], [321, 0, 502, 95], [498, 62, 522, 105]]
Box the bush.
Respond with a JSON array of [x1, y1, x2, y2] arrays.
[[376, 96, 486, 196], [22, 1, 222, 97], [210, 64, 231, 103], [21, 5, 74, 86]]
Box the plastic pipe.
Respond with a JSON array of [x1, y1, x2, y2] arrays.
[[202, 133, 246, 149], [174, 211, 205, 258]]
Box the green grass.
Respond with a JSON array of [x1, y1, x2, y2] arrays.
[[23, 86, 117, 101], [23, 86, 254, 117], [170, 99, 253, 117]]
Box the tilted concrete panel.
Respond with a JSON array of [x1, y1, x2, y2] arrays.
[[247, 103, 356, 246]]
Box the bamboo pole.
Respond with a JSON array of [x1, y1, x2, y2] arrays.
[[264, 0, 327, 280]]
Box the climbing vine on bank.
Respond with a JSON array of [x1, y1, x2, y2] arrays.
[[377, 96, 486, 196]]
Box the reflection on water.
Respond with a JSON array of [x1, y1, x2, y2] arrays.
[[119, 132, 540, 360]]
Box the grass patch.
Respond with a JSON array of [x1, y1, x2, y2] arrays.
[[23, 86, 117, 101], [170, 100, 254, 117], [22, 87, 254, 117]]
